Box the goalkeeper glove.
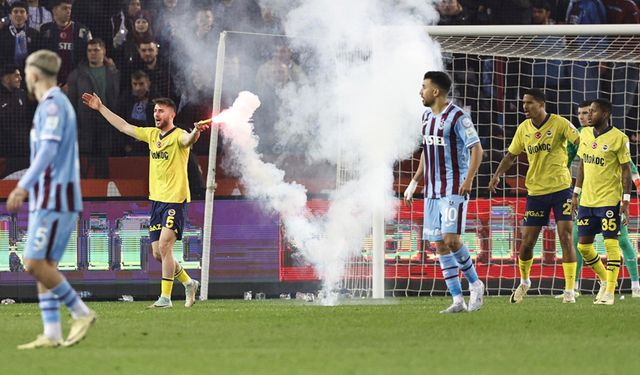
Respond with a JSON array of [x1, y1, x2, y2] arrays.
[[404, 179, 418, 201]]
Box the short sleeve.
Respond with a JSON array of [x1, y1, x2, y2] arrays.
[[38, 100, 64, 142], [507, 126, 524, 155], [564, 118, 580, 144], [133, 127, 154, 144], [618, 135, 631, 164], [455, 114, 480, 149]]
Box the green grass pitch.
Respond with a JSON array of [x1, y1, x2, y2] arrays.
[[1, 296, 639, 374]]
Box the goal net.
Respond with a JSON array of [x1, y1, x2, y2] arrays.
[[205, 25, 640, 298], [388, 25, 640, 297]]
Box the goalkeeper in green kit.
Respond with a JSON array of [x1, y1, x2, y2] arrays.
[[564, 101, 640, 298]]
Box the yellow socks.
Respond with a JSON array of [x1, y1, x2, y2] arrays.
[[161, 277, 174, 298], [577, 243, 608, 281], [174, 265, 192, 285], [562, 262, 577, 292], [604, 238, 621, 294], [518, 258, 533, 284]]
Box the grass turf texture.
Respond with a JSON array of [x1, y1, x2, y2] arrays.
[[1, 296, 639, 374]]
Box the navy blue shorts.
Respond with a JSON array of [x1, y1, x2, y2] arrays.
[[577, 205, 620, 239], [149, 201, 186, 242], [523, 188, 572, 226]]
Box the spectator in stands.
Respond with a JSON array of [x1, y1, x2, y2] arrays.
[[0, 1, 10, 27], [602, 0, 640, 23], [25, 0, 51, 31], [151, 0, 182, 61], [67, 38, 120, 178], [194, 7, 219, 45], [174, 67, 208, 199], [70, 0, 118, 55], [0, 63, 32, 157], [256, 4, 283, 34], [0, 2, 40, 70], [254, 46, 304, 154], [214, 0, 261, 32], [476, 0, 532, 24], [111, 0, 152, 51], [40, 0, 92, 87], [437, 0, 475, 25], [531, 0, 555, 23], [114, 12, 154, 70], [117, 69, 154, 155], [176, 66, 212, 155], [221, 52, 251, 108], [255, 44, 306, 89], [566, 0, 607, 23], [548, 0, 570, 23], [130, 38, 176, 101], [565, 0, 606, 112]]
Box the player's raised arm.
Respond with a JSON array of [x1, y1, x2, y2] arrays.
[[488, 151, 518, 194], [81, 92, 137, 138], [179, 121, 209, 147]]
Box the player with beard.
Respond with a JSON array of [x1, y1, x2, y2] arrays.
[[82, 92, 206, 308]]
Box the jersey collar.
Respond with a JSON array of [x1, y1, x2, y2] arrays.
[[593, 125, 613, 138], [159, 126, 177, 140], [531, 113, 551, 129], [41, 86, 60, 101]]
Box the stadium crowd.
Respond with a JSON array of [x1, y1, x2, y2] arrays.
[[0, 0, 639, 186]]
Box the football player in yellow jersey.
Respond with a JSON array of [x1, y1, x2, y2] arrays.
[[489, 89, 580, 304], [571, 98, 632, 305], [82, 93, 207, 308]]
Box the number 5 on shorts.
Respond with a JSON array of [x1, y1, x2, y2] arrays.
[[33, 227, 49, 251], [166, 215, 174, 228]]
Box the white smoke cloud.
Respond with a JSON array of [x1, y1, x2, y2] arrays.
[[214, 1, 442, 303]]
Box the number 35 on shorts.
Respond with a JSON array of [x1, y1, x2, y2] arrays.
[[601, 218, 617, 231]]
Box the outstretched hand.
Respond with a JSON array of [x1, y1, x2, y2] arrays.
[[81, 92, 102, 111], [193, 121, 211, 133]]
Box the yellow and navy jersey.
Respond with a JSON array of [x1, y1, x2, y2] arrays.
[[507, 114, 580, 196], [134, 126, 191, 203], [577, 126, 630, 208]]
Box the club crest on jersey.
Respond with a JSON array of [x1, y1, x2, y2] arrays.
[[591, 142, 598, 149], [156, 141, 162, 148], [606, 210, 614, 218], [168, 209, 176, 216], [46, 102, 58, 115], [546, 130, 552, 138], [602, 144, 609, 152], [535, 132, 542, 139]]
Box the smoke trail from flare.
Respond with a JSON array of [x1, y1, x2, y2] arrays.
[[216, 91, 383, 305]]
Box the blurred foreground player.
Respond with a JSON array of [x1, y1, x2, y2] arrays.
[[7, 50, 96, 349], [404, 71, 485, 313], [82, 92, 205, 308]]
